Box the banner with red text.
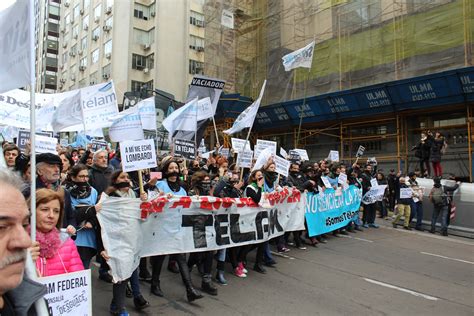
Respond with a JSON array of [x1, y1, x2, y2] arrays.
[[97, 188, 306, 282]]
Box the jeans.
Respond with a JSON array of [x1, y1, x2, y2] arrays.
[[363, 203, 376, 224], [432, 162, 443, 177], [409, 201, 423, 229], [130, 268, 141, 298], [431, 204, 448, 233], [376, 201, 387, 218], [263, 242, 274, 263], [393, 204, 411, 227]]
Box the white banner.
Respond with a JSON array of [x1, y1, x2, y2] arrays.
[[280, 147, 288, 159], [38, 269, 92, 316], [362, 185, 387, 205], [231, 138, 251, 153], [35, 135, 58, 154], [370, 178, 379, 188], [274, 155, 290, 177], [224, 80, 266, 135], [120, 139, 157, 172], [137, 97, 157, 130], [80, 82, 119, 130], [252, 147, 274, 171], [292, 149, 309, 161], [196, 97, 213, 121], [98, 188, 306, 281], [255, 139, 277, 159], [51, 91, 82, 132], [162, 98, 197, 135], [237, 150, 253, 168], [221, 9, 234, 29], [109, 106, 144, 142], [282, 41, 315, 72], [0, 0, 32, 93]]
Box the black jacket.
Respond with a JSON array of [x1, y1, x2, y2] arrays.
[[396, 183, 412, 205], [88, 164, 113, 196], [286, 172, 313, 192]]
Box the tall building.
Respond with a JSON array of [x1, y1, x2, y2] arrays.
[[58, 0, 206, 103], [35, 0, 61, 93]]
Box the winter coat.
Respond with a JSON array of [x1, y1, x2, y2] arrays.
[[36, 238, 84, 277], [286, 172, 313, 192], [430, 137, 445, 163], [396, 183, 412, 205], [5, 277, 47, 316], [88, 164, 113, 196]]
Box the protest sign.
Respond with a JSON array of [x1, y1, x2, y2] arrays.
[[219, 147, 230, 157], [321, 176, 332, 188], [35, 135, 58, 154], [252, 147, 274, 171], [280, 147, 288, 159], [120, 139, 157, 172], [288, 150, 301, 161], [400, 188, 413, 199], [328, 150, 339, 162], [274, 155, 290, 177], [356, 145, 365, 158], [305, 185, 362, 237], [38, 269, 92, 316], [231, 138, 251, 153], [292, 149, 309, 161], [221, 9, 234, 29], [370, 178, 379, 188], [254, 139, 277, 158], [368, 157, 377, 165], [362, 185, 387, 204], [237, 150, 253, 168], [97, 188, 305, 281], [338, 173, 348, 187], [17, 130, 54, 152], [60, 139, 69, 148], [174, 139, 196, 160], [90, 139, 108, 152]]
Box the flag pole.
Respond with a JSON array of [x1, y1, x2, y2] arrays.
[[211, 116, 220, 147], [296, 70, 310, 148], [240, 125, 253, 182]]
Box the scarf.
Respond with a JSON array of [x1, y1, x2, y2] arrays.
[[263, 171, 277, 185], [36, 228, 61, 259], [115, 188, 137, 198], [167, 179, 182, 192], [65, 181, 92, 199]]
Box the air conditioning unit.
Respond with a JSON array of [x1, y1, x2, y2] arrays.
[[64, 1, 70, 7], [78, 50, 83, 55], [105, 53, 111, 59], [189, 45, 196, 50], [105, 7, 112, 14], [62, 42, 67, 48], [92, 35, 99, 41], [73, 34, 78, 39], [94, 16, 100, 23], [143, 68, 149, 74], [103, 25, 111, 32], [60, 64, 64, 70], [69, 51, 76, 57], [79, 66, 86, 71], [150, 11, 155, 17], [143, 44, 150, 50], [195, 20, 204, 27], [60, 78, 66, 83], [102, 74, 110, 79], [197, 46, 204, 52], [60, 27, 66, 33], [80, 9, 84, 15], [71, 75, 76, 81], [83, 25, 88, 30]]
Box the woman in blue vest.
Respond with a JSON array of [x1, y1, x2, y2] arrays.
[[150, 158, 203, 302]]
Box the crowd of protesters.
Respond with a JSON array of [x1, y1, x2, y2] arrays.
[[0, 139, 461, 315]]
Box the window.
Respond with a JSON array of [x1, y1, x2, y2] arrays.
[[91, 48, 99, 64], [92, 27, 100, 39], [134, 3, 149, 20], [102, 64, 111, 79], [189, 35, 204, 50], [46, 39, 58, 53], [104, 40, 112, 55], [133, 28, 154, 45], [49, 5, 60, 17], [65, 14, 71, 26], [73, 4, 80, 19], [72, 24, 79, 38], [62, 52, 68, 64], [71, 44, 77, 55], [131, 80, 153, 93], [94, 4, 101, 20], [81, 36, 87, 50], [190, 11, 204, 26], [132, 53, 153, 70], [80, 56, 87, 67], [79, 78, 87, 88], [83, 0, 90, 9], [189, 59, 204, 75], [105, 16, 113, 28], [90, 71, 98, 84], [82, 15, 89, 30], [48, 22, 59, 36]]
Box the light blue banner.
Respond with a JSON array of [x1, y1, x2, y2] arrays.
[[305, 185, 362, 237]]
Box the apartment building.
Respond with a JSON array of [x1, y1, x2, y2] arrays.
[[58, 0, 206, 103]]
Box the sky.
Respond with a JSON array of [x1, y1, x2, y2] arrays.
[[0, 0, 17, 11]]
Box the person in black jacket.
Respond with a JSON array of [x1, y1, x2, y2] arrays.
[[360, 164, 378, 228], [411, 131, 432, 177], [392, 176, 412, 230]]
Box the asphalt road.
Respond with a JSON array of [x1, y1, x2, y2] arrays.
[[91, 220, 474, 315]]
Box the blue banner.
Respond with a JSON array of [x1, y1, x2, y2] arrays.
[[305, 185, 362, 237]]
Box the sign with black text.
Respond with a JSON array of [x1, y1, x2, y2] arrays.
[[120, 139, 157, 172], [356, 145, 365, 158], [237, 150, 253, 168], [90, 139, 108, 152], [17, 130, 54, 152], [174, 139, 196, 160]]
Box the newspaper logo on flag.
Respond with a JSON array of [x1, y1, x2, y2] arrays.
[[282, 41, 315, 72]]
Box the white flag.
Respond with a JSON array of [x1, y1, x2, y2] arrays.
[[137, 97, 157, 130], [281, 41, 315, 72], [0, 0, 32, 93], [224, 80, 266, 135], [51, 91, 83, 132], [162, 97, 198, 135], [196, 97, 214, 121], [109, 105, 144, 142]]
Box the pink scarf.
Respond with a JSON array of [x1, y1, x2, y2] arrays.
[[36, 228, 61, 259]]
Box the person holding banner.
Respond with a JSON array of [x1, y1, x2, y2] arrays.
[[187, 171, 218, 296], [101, 170, 150, 314], [360, 164, 379, 228], [30, 188, 84, 277], [64, 164, 101, 269], [150, 159, 203, 302]]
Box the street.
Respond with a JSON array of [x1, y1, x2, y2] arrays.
[[91, 221, 474, 315]]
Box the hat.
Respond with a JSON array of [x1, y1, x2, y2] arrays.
[[408, 172, 415, 178], [14, 153, 30, 174], [36, 153, 62, 166]]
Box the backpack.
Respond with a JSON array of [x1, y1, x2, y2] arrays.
[[431, 186, 447, 206]]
